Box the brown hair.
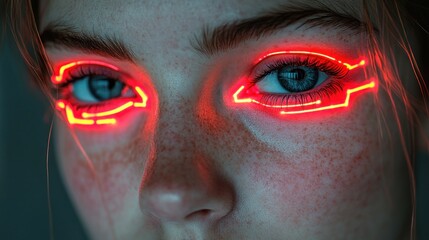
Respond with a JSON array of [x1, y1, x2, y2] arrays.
[[361, 1, 428, 238], [1, 0, 52, 100]]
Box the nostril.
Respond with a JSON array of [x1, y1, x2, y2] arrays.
[[185, 209, 212, 221], [139, 159, 235, 223]]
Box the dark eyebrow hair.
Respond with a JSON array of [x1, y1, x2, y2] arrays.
[[40, 4, 369, 60], [193, 5, 369, 55], [40, 24, 136, 61]]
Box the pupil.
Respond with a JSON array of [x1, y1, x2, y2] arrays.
[[88, 76, 124, 100], [108, 79, 116, 89], [277, 66, 319, 93]]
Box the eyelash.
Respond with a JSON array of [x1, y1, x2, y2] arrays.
[[53, 62, 150, 126], [246, 55, 349, 107], [56, 65, 127, 111], [252, 56, 348, 83], [54, 53, 369, 126], [258, 81, 344, 107]]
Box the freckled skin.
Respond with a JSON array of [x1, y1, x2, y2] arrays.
[[45, 0, 412, 239]]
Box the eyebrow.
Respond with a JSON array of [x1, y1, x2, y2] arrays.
[[40, 24, 136, 61], [193, 4, 369, 55], [40, 3, 369, 60]]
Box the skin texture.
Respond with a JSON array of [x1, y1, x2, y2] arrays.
[[40, 0, 413, 239]]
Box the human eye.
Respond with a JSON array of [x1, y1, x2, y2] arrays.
[[52, 61, 148, 126], [233, 51, 374, 115]]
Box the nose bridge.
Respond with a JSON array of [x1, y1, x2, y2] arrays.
[[143, 94, 203, 189], [138, 93, 234, 223], [151, 54, 204, 143], [155, 96, 198, 158]]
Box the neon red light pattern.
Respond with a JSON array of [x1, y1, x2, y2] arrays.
[[258, 51, 366, 70], [233, 51, 375, 115], [53, 61, 148, 126], [233, 81, 375, 115], [51, 61, 120, 83]]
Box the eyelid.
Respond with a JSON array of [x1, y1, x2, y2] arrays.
[[251, 54, 347, 87], [256, 51, 366, 71], [55, 84, 148, 126], [51, 60, 120, 85], [52, 60, 149, 126], [53, 61, 132, 102], [232, 50, 374, 115]]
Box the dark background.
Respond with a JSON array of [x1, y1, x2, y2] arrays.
[[0, 31, 88, 239], [0, 1, 428, 239]]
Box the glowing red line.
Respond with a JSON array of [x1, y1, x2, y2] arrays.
[[133, 87, 148, 107], [63, 104, 117, 125], [258, 51, 365, 70], [81, 86, 148, 118], [52, 61, 119, 84], [57, 101, 65, 109], [280, 81, 376, 114], [96, 119, 117, 125], [233, 85, 321, 108], [344, 60, 365, 70], [54, 61, 149, 126], [65, 105, 95, 125], [82, 101, 134, 118], [261, 51, 336, 62], [57, 86, 148, 125]]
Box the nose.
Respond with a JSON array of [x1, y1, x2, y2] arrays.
[[139, 103, 234, 224], [140, 156, 234, 222]]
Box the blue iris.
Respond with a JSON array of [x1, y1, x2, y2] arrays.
[[71, 76, 124, 102], [88, 76, 124, 101], [277, 66, 319, 93]]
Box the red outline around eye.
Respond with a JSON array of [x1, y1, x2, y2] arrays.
[[233, 80, 376, 114], [53, 61, 148, 126], [51, 60, 120, 84], [233, 51, 375, 115], [258, 51, 366, 70]]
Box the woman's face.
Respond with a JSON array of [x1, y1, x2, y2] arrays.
[[40, 0, 411, 239]]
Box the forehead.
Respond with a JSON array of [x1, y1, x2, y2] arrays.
[[39, 0, 362, 32], [39, 0, 364, 64]]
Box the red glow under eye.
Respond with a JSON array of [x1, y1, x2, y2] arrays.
[[233, 80, 376, 114], [53, 61, 148, 126], [233, 51, 376, 115]]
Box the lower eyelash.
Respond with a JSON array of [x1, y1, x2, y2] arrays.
[[255, 80, 344, 108]]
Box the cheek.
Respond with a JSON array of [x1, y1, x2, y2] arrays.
[[232, 95, 383, 223], [54, 115, 153, 231], [249, 137, 381, 225]]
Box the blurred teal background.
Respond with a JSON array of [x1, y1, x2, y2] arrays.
[[0, 31, 88, 239], [0, 8, 428, 240]]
